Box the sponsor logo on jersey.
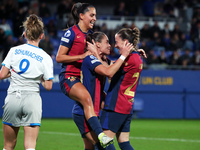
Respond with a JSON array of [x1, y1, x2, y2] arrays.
[[91, 59, 100, 64], [77, 36, 81, 38], [64, 30, 71, 37], [90, 55, 96, 59], [90, 55, 100, 64], [61, 37, 69, 43]]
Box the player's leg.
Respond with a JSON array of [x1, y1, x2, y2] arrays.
[[72, 114, 103, 150], [85, 131, 112, 150], [117, 132, 134, 150], [2, 94, 21, 150], [85, 131, 99, 145], [70, 82, 113, 145], [116, 113, 134, 150], [83, 137, 95, 150], [22, 92, 41, 150], [85, 130, 109, 150], [61, 78, 113, 147], [69, 82, 97, 120], [100, 130, 116, 150], [100, 110, 122, 139], [23, 126, 39, 149], [100, 110, 134, 149], [73, 113, 96, 149], [73, 113, 112, 149], [70, 82, 103, 134], [60, 77, 97, 120], [3, 124, 20, 150]]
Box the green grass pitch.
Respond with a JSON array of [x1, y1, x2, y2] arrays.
[[0, 119, 200, 150]]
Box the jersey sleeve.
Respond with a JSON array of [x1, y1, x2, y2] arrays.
[[84, 55, 102, 72], [2, 48, 13, 69], [60, 28, 75, 48], [43, 55, 54, 80]]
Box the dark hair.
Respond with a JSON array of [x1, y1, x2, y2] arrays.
[[85, 32, 106, 52], [22, 14, 44, 41], [116, 27, 140, 50], [71, 2, 95, 25]]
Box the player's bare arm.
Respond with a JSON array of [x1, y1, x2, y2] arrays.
[[56, 45, 90, 63], [0, 66, 11, 80]]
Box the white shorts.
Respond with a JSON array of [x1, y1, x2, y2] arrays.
[[2, 91, 42, 127]]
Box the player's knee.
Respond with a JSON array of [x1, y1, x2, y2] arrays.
[[118, 141, 134, 150], [24, 141, 36, 150], [4, 139, 17, 149], [82, 95, 93, 107]]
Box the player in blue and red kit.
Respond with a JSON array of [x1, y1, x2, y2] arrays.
[[100, 27, 143, 150], [72, 32, 133, 149], [56, 3, 113, 148]]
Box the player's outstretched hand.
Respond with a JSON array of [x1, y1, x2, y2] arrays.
[[137, 49, 147, 58]]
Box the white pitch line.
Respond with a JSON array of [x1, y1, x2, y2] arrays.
[[129, 136, 200, 143], [1, 129, 200, 143], [39, 131, 200, 143]]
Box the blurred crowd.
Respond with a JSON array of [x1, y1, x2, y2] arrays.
[[0, 0, 200, 70]]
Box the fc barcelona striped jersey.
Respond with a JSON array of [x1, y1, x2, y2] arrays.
[[72, 55, 104, 116], [103, 52, 143, 114], [59, 25, 92, 79]]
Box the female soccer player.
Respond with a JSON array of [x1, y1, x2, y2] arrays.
[[56, 2, 113, 147], [100, 27, 143, 150], [0, 14, 54, 150], [73, 32, 133, 150]]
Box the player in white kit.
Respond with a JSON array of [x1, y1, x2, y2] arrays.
[[0, 14, 54, 150]]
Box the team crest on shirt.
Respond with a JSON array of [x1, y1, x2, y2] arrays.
[[64, 30, 71, 37], [68, 76, 76, 82]]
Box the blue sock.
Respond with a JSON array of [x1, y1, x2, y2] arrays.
[[88, 116, 103, 136], [95, 142, 104, 150], [105, 144, 116, 150], [118, 141, 134, 150]]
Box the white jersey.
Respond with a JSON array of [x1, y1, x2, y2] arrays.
[[2, 43, 54, 92]]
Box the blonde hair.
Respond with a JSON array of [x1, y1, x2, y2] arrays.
[[22, 14, 44, 41]]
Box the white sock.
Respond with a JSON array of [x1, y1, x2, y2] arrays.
[[26, 149, 35, 150]]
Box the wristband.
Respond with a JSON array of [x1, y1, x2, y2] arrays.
[[119, 55, 126, 61]]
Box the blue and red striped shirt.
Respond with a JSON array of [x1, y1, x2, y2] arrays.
[[104, 52, 143, 114], [59, 25, 92, 80], [72, 55, 104, 115]]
